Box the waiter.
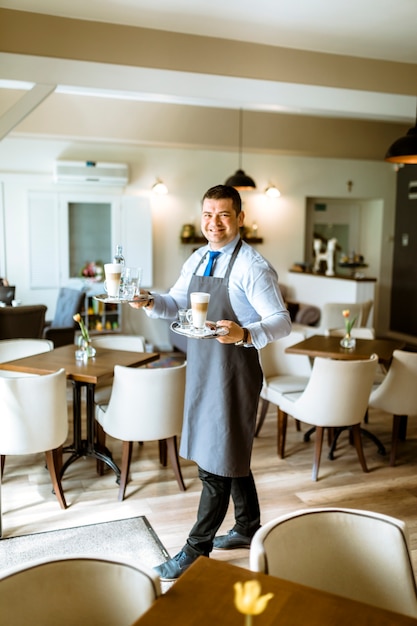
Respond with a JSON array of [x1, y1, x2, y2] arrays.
[[131, 184, 291, 581]]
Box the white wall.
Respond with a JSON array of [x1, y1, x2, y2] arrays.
[[0, 137, 397, 343]]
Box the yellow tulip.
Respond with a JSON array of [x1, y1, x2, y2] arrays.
[[234, 580, 274, 616]]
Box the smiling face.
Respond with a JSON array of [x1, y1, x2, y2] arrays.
[[200, 197, 245, 250]]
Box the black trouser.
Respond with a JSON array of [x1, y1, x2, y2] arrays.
[[183, 466, 261, 558]]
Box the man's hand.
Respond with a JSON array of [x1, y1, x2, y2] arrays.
[[215, 320, 250, 344], [128, 291, 154, 310]]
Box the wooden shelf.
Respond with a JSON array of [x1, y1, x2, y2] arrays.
[[181, 236, 263, 244]]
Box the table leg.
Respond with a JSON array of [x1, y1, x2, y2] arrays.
[[61, 381, 121, 481]]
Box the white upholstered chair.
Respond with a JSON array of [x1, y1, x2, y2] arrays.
[[95, 363, 187, 500], [369, 350, 417, 466], [91, 333, 146, 352], [0, 369, 68, 536], [91, 334, 146, 403], [0, 338, 53, 377], [319, 300, 373, 332], [325, 327, 375, 339], [256, 331, 312, 458], [250, 507, 417, 618], [279, 354, 378, 480], [0, 556, 161, 626]]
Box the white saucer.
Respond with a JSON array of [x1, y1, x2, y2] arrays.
[[170, 321, 229, 339], [94, 294, 154, 304]]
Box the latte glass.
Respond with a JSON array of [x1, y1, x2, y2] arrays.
[[104, 263, 122, 298], [188, 292, 210, 333]]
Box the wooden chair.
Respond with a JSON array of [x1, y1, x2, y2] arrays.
[[95, 362, 187, 500], [0, 369, 69, 536], [250, 507, 417, 618], [0, 556, 161, 626]]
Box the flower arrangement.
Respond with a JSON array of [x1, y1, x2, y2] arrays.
[[73, 313, 90, 343], [80, 261, 104, 280], [234, 579, 274, 626], [342, 309, 357, 336]]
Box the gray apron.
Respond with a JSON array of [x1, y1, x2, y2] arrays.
[[180, 240, 263, 477]]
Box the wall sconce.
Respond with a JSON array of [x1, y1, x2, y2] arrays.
[[265, 184, 281, 198], [152, 178, 168, 194], [385, 100, 417, 164], [225, 109, 256, 190]]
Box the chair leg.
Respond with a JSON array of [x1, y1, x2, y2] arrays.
[[312, 426, 325, 481], [96, 423, 106, 476], [0, 455, 5, 478], [399, 415, 408, 441], [351, 424, 369, 473], [277, 408, 288, 459], [159, 440, 167, 466], [0, 472, 3, 538], [255, 398, 269, 437], [118, 440, 133, 501], [45, 448, 67, 509], [390, 414, 405, 467], [166, 436, 186, 492]]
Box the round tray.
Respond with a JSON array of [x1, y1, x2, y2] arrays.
[[93, 294, 154, 304], [170, 321, 229, 339]]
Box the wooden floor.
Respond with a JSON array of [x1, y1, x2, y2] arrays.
[[3, 388, 417, 576]]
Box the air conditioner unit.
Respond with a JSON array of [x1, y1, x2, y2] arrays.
[[53, 161, 129, 186]]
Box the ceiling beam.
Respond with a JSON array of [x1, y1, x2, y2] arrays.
[[0, 83, 56, 140]]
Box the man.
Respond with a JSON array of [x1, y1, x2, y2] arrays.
[[132, 184, 291, 581]]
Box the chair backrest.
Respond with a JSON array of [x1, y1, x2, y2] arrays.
[[51, 287, 85, 327], [369, 349, 417, 415], [0, 285, 15, 305], [325, 327, 375, 339], [0, 338, 54, 362], [0, 305, 47, 340], [259, 331, 311, 380], [319, 300, 373, 331], [250, 507, 417, 617], [287, 354, 378, 427], [0, 556, 161, 626], [97, 363, 186, 441], [92, 334, 146, 352], [0, 368, 68, 455]]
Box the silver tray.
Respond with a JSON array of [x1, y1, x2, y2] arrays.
[[170, 321, 229, 339], [93, 294, 154, 304]]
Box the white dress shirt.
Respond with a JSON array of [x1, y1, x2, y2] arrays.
[[146, 235, 291, 349]]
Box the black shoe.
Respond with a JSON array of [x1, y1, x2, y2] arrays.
[[213, 529, 252, 550], [153, 551, 197, 581]]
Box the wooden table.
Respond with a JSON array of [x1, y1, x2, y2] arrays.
[[133, 557, 417, 626], [285, 334, 405, 367], [0, 344, 159, 479]]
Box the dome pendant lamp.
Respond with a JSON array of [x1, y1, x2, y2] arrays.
[[385, 100, 417, 164], [225, 109, 256, 190]]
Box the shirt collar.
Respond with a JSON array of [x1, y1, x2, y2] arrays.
[[208, 234, 241, 256]]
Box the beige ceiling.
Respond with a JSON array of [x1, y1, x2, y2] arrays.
[[0, 1, 416, 157]]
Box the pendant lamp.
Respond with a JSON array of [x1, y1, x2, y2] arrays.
[[225, 109, 256, 190], [385, 100, 417, 164]]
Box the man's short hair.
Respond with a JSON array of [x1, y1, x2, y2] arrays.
[[202, 185, 242, 215]]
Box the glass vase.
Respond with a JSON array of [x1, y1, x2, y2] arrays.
[[340, 333, 356, 349], [75, 336, 96, 360]]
